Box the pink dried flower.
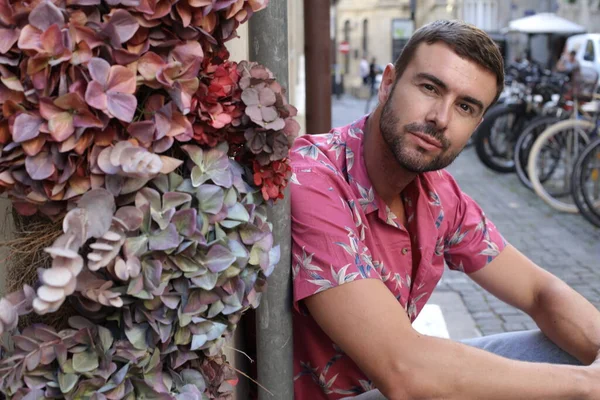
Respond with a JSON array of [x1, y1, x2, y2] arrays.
[[127, 94, 193, 152], [84, 57, 138, 122], [138, 41, 203, 114], [39, 93, 103, 142], [242, 84, 285, 130]]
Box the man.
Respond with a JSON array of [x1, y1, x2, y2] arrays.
[[290, 20, 600, 399], [368, 57, 379, 93], [556, 50, 580, 76], [360, 55, 370, 86]]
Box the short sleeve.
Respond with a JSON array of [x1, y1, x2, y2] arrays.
[[291, 167, 380, 312], [442, 177, 507, 274]]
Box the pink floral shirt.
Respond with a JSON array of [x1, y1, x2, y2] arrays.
[[290, 116, 507, 399]]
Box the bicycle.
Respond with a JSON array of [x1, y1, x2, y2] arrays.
[[527, 66, 599, 213], [474, 62, 566, 173], [571, 136, 600, 227], [514, 80, 575, 190], [514, 114, 565, 190]]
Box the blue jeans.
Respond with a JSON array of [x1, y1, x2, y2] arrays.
[[345, 330, 581, 399]]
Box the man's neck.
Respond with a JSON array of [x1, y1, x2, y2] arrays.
[[363, 107, 417, 206]]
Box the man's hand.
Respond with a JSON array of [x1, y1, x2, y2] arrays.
[[470, 245, 600, 365], [583, 361, 600, 397], [305, 277, 592, 399]]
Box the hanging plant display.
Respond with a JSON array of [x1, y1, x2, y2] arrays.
[[0, 0, 299, 398]]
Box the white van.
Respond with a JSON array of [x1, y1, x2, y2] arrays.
[[564, 33, 600, 79]]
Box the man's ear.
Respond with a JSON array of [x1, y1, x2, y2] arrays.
[[378, 64, 396, 104]]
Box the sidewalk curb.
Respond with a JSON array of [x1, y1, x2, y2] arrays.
[[426, 291, 482, 340]]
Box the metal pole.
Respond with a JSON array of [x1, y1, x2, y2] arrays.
[[248, 2, 294, 399], [304, 0, 332, 133]]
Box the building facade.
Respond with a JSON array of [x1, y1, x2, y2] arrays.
[[333, 0, 413, 94], [332, 0, 593, 94], [557, 0, 600, 33], [416, 0, 565, 67]]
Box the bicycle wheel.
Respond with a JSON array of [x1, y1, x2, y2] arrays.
[[514, 115, 562, 190], [527, 119, 594, 213], [571, 137, 600, 227], [475, 103, 527, 173]]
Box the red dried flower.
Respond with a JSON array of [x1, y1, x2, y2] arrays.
[[252, 159, 291, 201], [192, 123, 227, 147]]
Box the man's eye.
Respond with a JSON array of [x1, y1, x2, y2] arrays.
[[423, 84, 435, 92], [460, 103, 473, 113]]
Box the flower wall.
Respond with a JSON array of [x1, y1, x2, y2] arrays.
[[0, 0, 298, 398]]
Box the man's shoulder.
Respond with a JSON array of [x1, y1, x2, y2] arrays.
[[290, 132, 350, 177], [289, 131, 360, 201], [290, 133, 329, 157]]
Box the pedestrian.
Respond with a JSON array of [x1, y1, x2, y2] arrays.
[[556, 49, 588, 99], [556, 49, 580, 76], [290, 19, 600, 399], [368, 57, 378, 94], [360, 55, 370, 86]]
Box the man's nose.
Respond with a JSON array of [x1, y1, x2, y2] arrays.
[[425, 99, 452, 131]]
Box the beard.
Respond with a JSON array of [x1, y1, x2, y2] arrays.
[[379, 95, 462, 173]]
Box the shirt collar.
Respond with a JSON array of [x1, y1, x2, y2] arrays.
[[338, 116, 436, 231], [339, 116, 381, 215]]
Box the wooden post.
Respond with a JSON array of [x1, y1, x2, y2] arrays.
[[304, 0, 332, 134]]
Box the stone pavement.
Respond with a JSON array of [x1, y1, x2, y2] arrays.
[[331, 95, 600, 338]]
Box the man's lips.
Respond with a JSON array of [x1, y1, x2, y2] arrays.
[[409, 131, 443, 149]]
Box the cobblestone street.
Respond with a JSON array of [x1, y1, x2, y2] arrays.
[[331, 95, 600, 336]]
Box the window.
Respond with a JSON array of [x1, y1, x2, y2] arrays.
[[343, 20, 350, 42], [362, 19, 368, 54], [584, 40, 595, 61], [463, 1, 473, 24], [343, 20, 350, 73], [483, 2, 488, 30], [490, 1, 497, 31], [462, 0, 498, 31]]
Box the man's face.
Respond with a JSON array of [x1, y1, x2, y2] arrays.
[[377, 42, 497, 173]]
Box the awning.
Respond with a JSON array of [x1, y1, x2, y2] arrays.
[[502, 13, 586, 35]]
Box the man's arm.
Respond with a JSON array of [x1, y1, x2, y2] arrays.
[[305, 278, 595, 399], [556, 55, 568, 71], [469, 244, 600, 364]]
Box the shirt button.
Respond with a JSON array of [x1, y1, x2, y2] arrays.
[[401, 248, 409, 255]]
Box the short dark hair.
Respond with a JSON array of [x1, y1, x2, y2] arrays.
[[393, 20, 505, 107]]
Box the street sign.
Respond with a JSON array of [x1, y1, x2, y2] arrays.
[[339, 41, 350, 54]]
